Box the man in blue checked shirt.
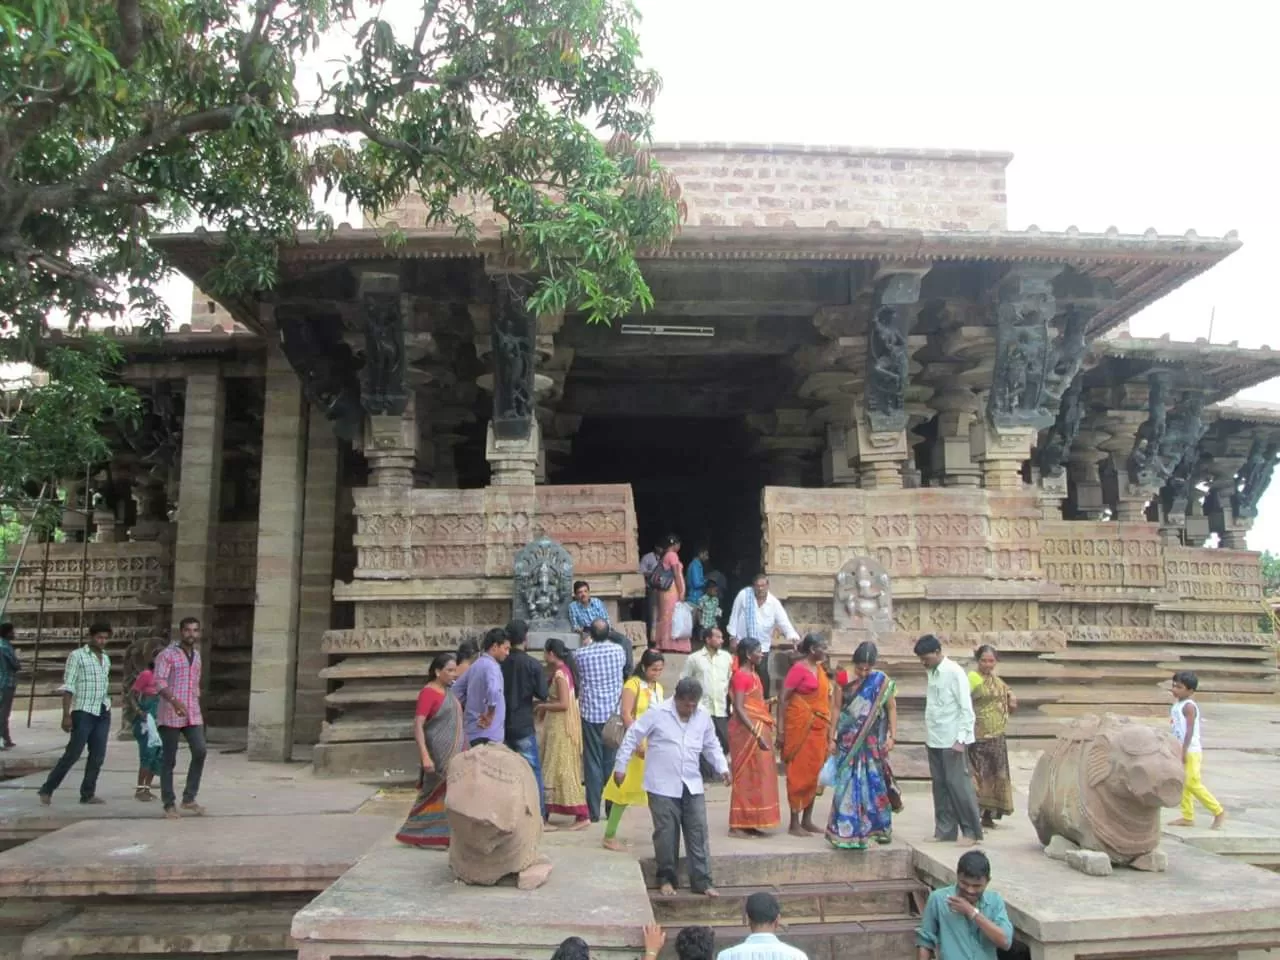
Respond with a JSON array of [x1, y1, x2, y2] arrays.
[[575, 629, 626, 822], [567, 580, 610, 636]]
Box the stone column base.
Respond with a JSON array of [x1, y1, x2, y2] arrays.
[[486, 420, 541, 486], [970, 423, 1035, 490]]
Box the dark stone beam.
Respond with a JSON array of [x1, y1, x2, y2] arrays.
[[558, 315, 823, 357], [560, 381, 786, 418], [624, 300, 835, 318]]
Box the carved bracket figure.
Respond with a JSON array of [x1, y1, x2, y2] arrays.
[[360, 288, 409, 417], [988, 267, 1088, 433], [1036, 374, 1084, 479], [491, 278, 537, 441], [511, 536, 574, 629], [1131, 380, 1206, 491], [1232, 437, 1280, 521], [1126, 374, 1171, 488], [864, 271, 924, 435], [277, 308, 364, 441]]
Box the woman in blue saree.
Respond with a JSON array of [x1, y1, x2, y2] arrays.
[[826, 641, 899, 850]]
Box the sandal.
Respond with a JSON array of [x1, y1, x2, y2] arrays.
[[135, 787, 154, 802]]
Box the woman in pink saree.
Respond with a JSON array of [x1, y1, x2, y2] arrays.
[[651, 535, 687, 653]]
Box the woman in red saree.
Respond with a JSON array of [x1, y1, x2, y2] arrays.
[[396, 652, 466, 848], [652, 535, 687, 653], [727, 638, 781, 837], [778, 633, 834, 837]]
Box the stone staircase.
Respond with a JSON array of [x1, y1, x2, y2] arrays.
[[643, 848, 926, 960]]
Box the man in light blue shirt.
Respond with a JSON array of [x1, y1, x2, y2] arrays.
[[717, 892, 808, 960], [614, 677, 729, 897], [916, 633, 983, 844], [917, 850, 1014, 960], [456, 628, 509, 746]]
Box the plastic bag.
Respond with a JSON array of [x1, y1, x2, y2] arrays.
[[144, 714, 162, 750], [671, 601, 693, 639], [818, 754, 837, 789]]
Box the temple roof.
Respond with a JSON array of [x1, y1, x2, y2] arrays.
[[1088, 332, 1280, 402], [154, 223, 1240, 337], [1211, 398, 1280, 425]]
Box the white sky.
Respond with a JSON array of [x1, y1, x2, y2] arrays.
[[160, 0, 1280, 548]]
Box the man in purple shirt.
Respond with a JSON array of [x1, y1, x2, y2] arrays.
[[457, 628, 510, 746]]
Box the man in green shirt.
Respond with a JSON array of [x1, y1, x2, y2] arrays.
[[917, 850, 1014, 960], [38, 622, 113, 805]]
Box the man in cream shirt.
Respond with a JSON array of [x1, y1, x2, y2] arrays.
[[680, 624, 733, 777], [727, 574, 800, 697], [915, 633, 983, 845]]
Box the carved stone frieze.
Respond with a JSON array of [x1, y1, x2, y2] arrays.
[[1163, 547, 1263, 603], [350, 483, 637, 578], [3, 542, 173, 612], [322, 627, 487, 655], [1039, 521, 1164, 591], [763, 486, 1041, 580]]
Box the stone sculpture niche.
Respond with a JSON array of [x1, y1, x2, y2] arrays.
[[830, 557, 892, 656], [511, 536, 578, 650], [1028, 714, 1183, 877], [446, 745, 551, 890]]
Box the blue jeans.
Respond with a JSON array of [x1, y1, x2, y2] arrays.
[[506, 732, 546, 820], [581, 718, 617, 822], [40, 708, 111, 801]]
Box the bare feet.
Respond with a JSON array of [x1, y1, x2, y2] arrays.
[[569, 819, 591, 832], [659, 883, 676, 896], [923, 836, 949, 843], [181, 802, 206, 817], [729, 829, 756, 839], [801, 821, 823, 835], [702, 887, 720, 898], [164, 806, 182, 820], [1167, 817, 1195, 827], [788, 826, 809, 838], [542, 822, 560, 832], [602, 837, 627, 852], [956, 837, 978, 848], [80, 796, 105, 805], [1211, 812, 1227, 831], [38, 792, 51, 806]]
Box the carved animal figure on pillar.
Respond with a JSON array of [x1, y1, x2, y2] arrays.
[[1028, 714, 1183, 876], [1036, 375, 1084, 479], [446, 745, 551, 889], [511, 537, 574, 630], [1233, 437, 1280, 520]]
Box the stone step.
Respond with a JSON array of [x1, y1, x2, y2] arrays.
[[640, 847, 914, 889], [659, 917, 918, 960], [1045, 646, 1274, 662], [650, 879, 928, 927], [19, 899, 306, 958]]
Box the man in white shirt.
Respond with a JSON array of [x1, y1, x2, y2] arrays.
[[727, 574, 800, 697], [717, 892, 808, 960], [915, 633, 984, 845], [614, 677, 730, 897], [680, 624, 734, 778]]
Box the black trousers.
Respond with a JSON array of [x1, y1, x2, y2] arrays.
[[699, 716, 730, 780], [650, 787, 713, 893]]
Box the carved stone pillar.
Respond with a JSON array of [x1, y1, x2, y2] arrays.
[[295, 406, 339, 747], [822, 423, 859, 487], [852, 405, 909, 489], [171, 368, 225, 683], [355, 270, 415, 487], [129, 478, 170, 542], [364, 398, 418, 489], [930, 383, 983, 488], [1031, 467, 1069, 520], [970, 419, 1036, 490], [60, 477, 89, 542]]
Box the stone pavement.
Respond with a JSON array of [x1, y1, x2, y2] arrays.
[[0, 710, 382, 847]]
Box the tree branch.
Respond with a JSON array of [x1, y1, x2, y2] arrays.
[[114, 0, 145, 68]]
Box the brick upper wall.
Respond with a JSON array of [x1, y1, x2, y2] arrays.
[[368, 143, 1013, 233], [655, 143, 1010, 231]]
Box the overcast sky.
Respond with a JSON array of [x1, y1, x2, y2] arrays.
[[164, 0, 1280, 548]]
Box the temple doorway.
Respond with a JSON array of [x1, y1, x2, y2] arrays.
[[554, 415, 765, 599]]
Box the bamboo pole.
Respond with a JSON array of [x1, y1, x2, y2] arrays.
[[0, 482, 49, 618], [25, 534, 53, 728]]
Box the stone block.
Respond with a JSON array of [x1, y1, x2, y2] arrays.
[[1044, 835, 1078, 861], [1064, 849, 1113, 877]]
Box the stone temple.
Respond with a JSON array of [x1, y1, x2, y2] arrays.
[[7, 143, 1280, 779]]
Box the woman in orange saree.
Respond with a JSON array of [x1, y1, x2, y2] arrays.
[[779, 633, 834, 837], [727, 638, 781, 837]]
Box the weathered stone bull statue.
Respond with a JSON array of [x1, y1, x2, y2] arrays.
[[445, 743, 551, 889], [1028, 713, 1184, 876]]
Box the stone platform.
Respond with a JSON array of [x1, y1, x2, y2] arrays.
[[291, 840, 653, 960], [912, 807, 1280, 959], [0, 814, 394, 959]]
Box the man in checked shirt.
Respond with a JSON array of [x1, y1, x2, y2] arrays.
[[38, 622, 114, 805], [155, 617, 208, 818]]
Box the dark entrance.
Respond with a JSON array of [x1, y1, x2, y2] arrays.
[[554, 415, 766, 595]]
